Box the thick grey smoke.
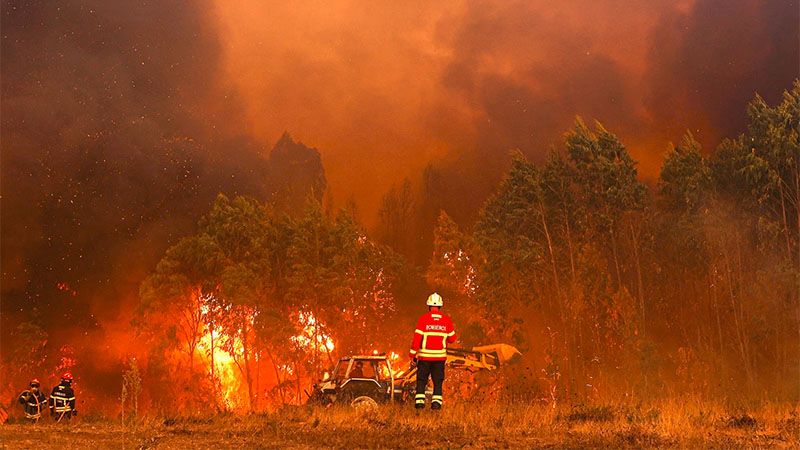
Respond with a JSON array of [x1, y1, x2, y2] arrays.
[[0, 0, 268, 376]]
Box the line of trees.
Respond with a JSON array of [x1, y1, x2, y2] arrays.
[[427, 81, 799, 403], [137, 81, 798, 411]]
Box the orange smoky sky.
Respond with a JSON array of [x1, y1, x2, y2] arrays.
[[210, 0, 796, 217]]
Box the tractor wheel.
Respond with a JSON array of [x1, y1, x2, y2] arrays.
[[350, 395, 378, 411]]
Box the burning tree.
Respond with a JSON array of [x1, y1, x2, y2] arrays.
[[427, 211, 490, 347], [137, 232, 223, 412], [284, 202, 403, 390], [195, 195, 279, 411], [138, 195, 403, 411], [137, 195, 274, 411], [138, 235, 222, 373]]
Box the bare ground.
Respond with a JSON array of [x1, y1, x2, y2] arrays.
[[1, 401, 797, 449]]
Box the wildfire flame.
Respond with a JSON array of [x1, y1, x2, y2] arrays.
[[198, 327, 242, 409], [194, 299, 251, 409], [442, 249, 478, 295], [291, 311, 334, 353], [55, 345, 77, 379], [195, 305, 336, 410]]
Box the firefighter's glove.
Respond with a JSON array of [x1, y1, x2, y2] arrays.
[[73, 410, 78, 416], [409, 358, 417, 369]]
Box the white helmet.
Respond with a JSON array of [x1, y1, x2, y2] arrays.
[[426, 292, 443, 307]]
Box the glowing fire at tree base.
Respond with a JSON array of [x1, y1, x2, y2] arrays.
[[194, 310, 337, 410]]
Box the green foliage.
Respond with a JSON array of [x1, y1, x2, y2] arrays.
[[285, 200, 403, 357], [709, 81, 799, 258], [659, 132, 711, 213], [474, 153, 548, 311], [427, 211, 479, 296], [654, 133, 714, 281], [566, 119, 646, 231]]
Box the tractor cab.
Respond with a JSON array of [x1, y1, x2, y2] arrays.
[[314, 355, 397, 407]]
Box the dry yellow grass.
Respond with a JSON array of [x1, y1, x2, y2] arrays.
[[1, 400, 797, 449]]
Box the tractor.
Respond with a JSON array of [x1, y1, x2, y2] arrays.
[[309, 344, 520, 408]]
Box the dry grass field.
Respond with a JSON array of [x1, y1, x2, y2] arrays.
[[1, 400, 797, 449]]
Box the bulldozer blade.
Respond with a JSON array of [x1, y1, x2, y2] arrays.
[[472, 344, 521, 365]]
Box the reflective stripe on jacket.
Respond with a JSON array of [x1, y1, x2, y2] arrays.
[[50, 384, 76, 413], [409, 311, 456, 361], [18, 390, 47, 419]]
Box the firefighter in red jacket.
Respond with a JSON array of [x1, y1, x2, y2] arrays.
[[409, 292, 456, 410]]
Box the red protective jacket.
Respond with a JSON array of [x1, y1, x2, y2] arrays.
[[409, 310, 456, 361]]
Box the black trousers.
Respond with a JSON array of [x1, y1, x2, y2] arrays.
[[415, 360, 445, 407]]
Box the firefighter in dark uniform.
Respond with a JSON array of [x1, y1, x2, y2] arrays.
[[49, 372, 77, 421], [18, 379, 47, 423]]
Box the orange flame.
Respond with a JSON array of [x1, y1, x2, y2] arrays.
[[291, 311, 335, 353], [195, 306, 336, 410], [198, 328, 243, 409]]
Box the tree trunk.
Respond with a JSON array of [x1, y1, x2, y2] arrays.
[[564, 214, 577, 284], [722, 244, 752, 388], [779, 182, 792, 256], [317, 320, 323, 377], [539, 200, 562, 300], [241, 323, 254, 412], [561, 208, 580, 399], [538, 199, 572, 401], [629, 221, 646, 337], [610, 225, 622, 289], [255, 350, 261, 411], [183, 290, 203, 375], [734, 236, 753, 385], [209, 322, 217, 409], [295, 361, 302, 404], [710, 265, 724, 355], [265, 348, 286, 405]]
